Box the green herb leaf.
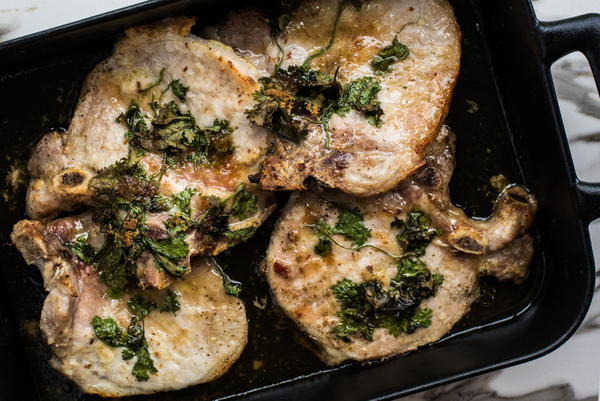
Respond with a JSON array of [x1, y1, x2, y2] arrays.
[[169, 79, 189, 101], [336, 76, 383, 127], [223, 226, 257, 242], [246, 65, 339, 144], [391, 210, 441, 256], [92, 314, 157, 382], [65, 232, 96, 264], [117, 103, 149, 142], [229, 184, 258, 220], [159, 289, 181, 314], [128, 295, 158, 320], [371, 38, 409, 73], [334, 208, 370, 247], [213, 261, 242, 297], [131, 343, 158, 381], [330, 254, 442, 341], [313, 218, 334, 256], [408, 308, 432, 333], [91, 316, 126, 347]]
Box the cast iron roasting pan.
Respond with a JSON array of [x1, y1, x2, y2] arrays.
[[0, 0, 598, 400]]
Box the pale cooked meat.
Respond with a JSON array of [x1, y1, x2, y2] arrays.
[[263, 127, 537, 365], [26, 16, 272, 219], [8, 224, 247, 397], [12, 192, 273, 290], [205, 0, 461, 196]]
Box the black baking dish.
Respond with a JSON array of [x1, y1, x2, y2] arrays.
[[0, 0, 598, 400]]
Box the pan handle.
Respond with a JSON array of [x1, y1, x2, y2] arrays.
[[539, 14, 600, 224]]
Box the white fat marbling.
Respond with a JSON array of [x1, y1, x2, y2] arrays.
[[0, 0, 598, 400]]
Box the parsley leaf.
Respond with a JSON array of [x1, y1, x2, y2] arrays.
[[91, 316, 126, 347], [311, 206, 370, 256], [391, 210, 441, 256], [169, 79, 189, 101], [159, 289, 181, 314], [223, 227, 257, 242], [313, 218, 334, 256], [336, 77, 383, 127], [229, 184, 258, 220], [65, 232, 96, 264], [131, 342, 158, 381], [128, 295, 157, 320], [213, 261, 242, 297], [334, 208, 371, 247], [371, 38, 409, 73]]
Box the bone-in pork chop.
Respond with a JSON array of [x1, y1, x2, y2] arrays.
[[10, 220, 247, 397], [205, 0, 461, 196], [27, 16, 272, 219], [263, 127, 536, 364]]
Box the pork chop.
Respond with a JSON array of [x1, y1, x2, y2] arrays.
[[205, 0, 461, 196], [26, 16, 272, 219], [8, 226, 247, 398], [263, 127, 536, 364]]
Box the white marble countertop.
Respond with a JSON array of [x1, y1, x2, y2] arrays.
[[1, 0, 599, 400]]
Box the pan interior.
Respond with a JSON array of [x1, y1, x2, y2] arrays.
[[0, 0, 544, 399]]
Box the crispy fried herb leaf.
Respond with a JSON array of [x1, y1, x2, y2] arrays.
[[117, 103, 149, 142], [119, 100, 233, 164], [128, 295, 158, 320], [371, 38, 409, 73], [223, 227, 257, 242], [392, 210, 441, 256], [92, 288, 178, 381], [334, 208, 371, 247], [337, 76, 383, 127], [169, 79, 189, 101], [159, 289, 181, 314], [247, 65, 340, 143], [313, 218, 334, 256], [89, 157, 157, 204], [331, 271, 439, 341], [311, 206, 370, 256], [131, 343, 158, 381], [91, 316, 126, 347], [213, 261, 242, 297], [229, 184, 258, 220], [330, 228, 443, 341], [248, 65, 386, 145], [65, 232, 96, 264]]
